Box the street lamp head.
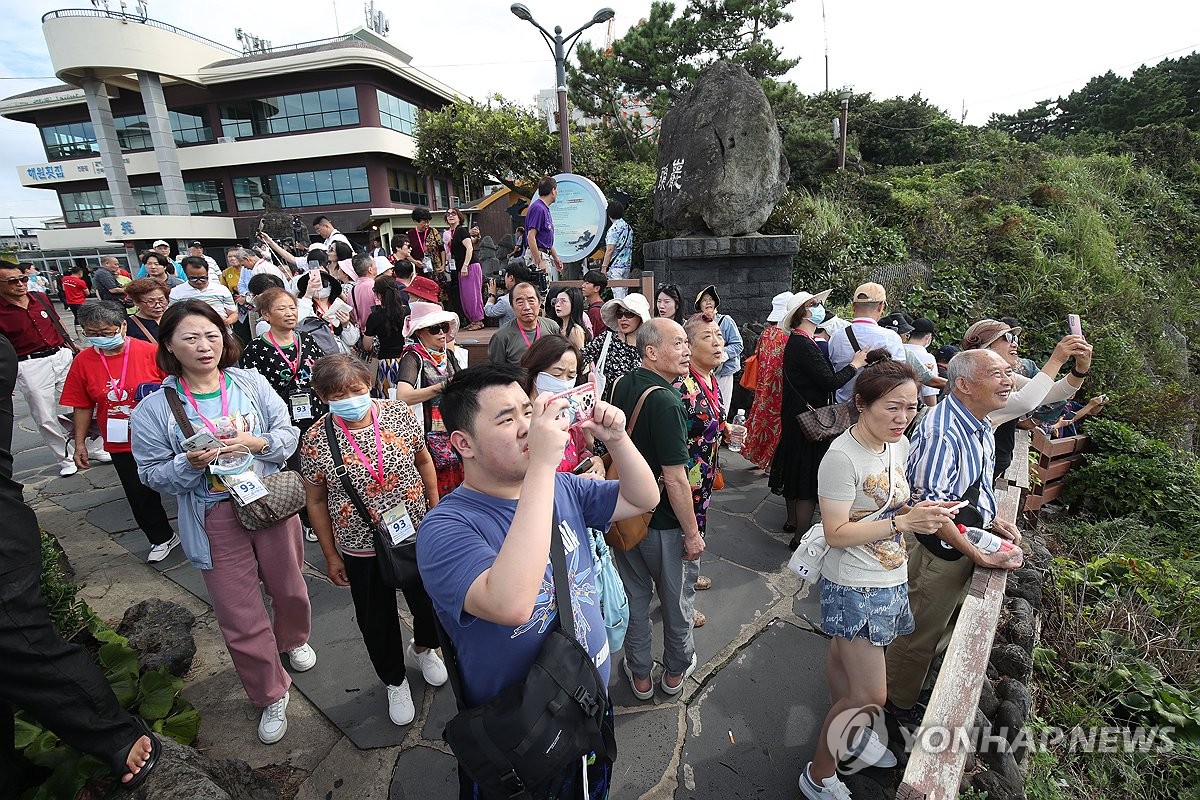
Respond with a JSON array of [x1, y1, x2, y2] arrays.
[[838, 86, 853, 102], [510, 3, 533, 22], [592, 7, 616, 24]]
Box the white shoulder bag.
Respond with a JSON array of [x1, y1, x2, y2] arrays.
[[787, 439, 898, 583]]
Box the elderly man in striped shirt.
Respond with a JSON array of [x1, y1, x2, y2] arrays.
[[884, 349, 1024, 726]]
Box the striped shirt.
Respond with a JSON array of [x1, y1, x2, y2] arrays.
[[906, 393, 997, 558]]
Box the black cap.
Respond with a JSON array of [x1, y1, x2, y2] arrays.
[[188, 240, 203, 248], [880, 312, 914, 335], [911, 317, 936, 335], [935, 344, 959, 364]]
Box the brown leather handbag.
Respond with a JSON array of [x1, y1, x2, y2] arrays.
[[603, 382, 663, 551]]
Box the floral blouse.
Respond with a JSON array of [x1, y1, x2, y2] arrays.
[[742, 324, 789, 470], [581, 329, 641, 402], [300, 401, 429, 556], [674, 369, 726, 535], [240, 331, 329, 423]]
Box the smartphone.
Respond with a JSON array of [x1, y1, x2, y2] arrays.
[[1067, 314, 1082, 336], [181, 430, 222, 452], [548, 382, 597, 426], [572, 456, 597, 475]]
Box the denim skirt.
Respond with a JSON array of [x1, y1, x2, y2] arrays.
[[819, 578, 915, 646]]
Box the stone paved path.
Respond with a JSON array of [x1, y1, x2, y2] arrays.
[[16, 389, 901, 799]]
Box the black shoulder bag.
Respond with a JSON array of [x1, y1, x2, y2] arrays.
[[437, 519, 616, 799], [323, 414, 421, 591]]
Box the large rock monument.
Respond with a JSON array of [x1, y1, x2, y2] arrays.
[[653, 60, 790, 236], [645, 61, 798, 324]]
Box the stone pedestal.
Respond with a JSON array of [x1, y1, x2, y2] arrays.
[[641, 235, 800, 321]]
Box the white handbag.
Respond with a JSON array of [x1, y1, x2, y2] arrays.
[[786, 440, 898, 583]]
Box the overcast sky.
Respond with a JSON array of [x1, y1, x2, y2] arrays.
[[2, 0, 1199, 230]]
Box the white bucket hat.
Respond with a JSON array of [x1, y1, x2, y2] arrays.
[[600, 294, 652, 331], [403, 301, 460, 339], [766, 291, 795, 323]]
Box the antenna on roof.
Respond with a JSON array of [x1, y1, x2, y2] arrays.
[[364, 0, 390, 36], [234, 28, 272, 55]]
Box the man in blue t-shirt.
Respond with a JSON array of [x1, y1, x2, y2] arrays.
[[524, 176, 564, 281], [417, 364, 658, 796]]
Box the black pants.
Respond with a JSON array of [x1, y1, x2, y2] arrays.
[[110, 452, 174, 546], [342, 553, 439, 687], [0, 474, 142, 798]]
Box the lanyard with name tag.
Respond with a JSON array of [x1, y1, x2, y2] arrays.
[[382, 504, 416, 545], [289, 393, 313, 421]]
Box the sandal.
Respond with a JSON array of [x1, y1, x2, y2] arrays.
[[694, 575, 712, 591], [464, 321, 485, 331], [112, 718, 161, 792]]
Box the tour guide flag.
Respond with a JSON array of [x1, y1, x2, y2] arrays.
[[550, 173, 608, 264]]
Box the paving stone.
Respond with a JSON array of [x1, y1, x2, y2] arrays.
[[422, 670, 458, 743], [14, 447, 58, 474], [87, 498, 139, 534], [611, 705, 683, 798], [158, 559, 211, 604], [792, 583, 823, 630], [704, 509, 791, 573], [677, 620, 830, 798], [388, 744, 459, 800], [40, 472, 96, 496], [53, 486, 126, 512]]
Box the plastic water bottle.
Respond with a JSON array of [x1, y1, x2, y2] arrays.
[[728, 409, 746, 452], [958, 524, 1023, 564]]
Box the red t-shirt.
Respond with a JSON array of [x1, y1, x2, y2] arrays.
[[60, 337, 163, 453], [62, 275, 88, 305]]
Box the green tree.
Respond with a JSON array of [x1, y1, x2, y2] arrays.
[[413, 96, 617, 197], [568, 0, 799, 125]]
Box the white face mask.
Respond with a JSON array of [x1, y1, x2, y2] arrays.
[[316, 288, 331, 299], [536, 372, 576, 396]]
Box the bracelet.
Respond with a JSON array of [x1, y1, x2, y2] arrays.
[[1070, 367, 1090, 378], [890, 517, 898, 535]]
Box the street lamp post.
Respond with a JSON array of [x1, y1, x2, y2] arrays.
[[837, 87, 852, 170], [510, 3, 615, 173]]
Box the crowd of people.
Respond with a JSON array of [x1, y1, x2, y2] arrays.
[[0, 197, 1100, 798]]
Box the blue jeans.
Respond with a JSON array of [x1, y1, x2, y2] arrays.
[[614, 527, 696, 676]]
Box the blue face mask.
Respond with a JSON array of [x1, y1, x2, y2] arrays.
[[807, 305, 827, 326], [87, 334, 125, 351], [329, 393, 372, 422]]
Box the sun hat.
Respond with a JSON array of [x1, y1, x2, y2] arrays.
[[962, 319, 1021, 350], [766, 291, 794, 323], [404, 302, 460, 339], [600, 293, 652, 331], [780, 288, 833, 330], [405, 276, 441, 304], [694, 284, 721, 311]]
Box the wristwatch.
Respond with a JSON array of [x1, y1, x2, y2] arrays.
[[1070, 367, 1090, 378], [258, 437, 273, 456]]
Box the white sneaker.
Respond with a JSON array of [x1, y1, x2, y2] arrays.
[[89, 449, 112, 464], [59, 459, 78, 477], [799, 762, 853, 800], [847, 726, 897, 768], [303, 526, 318, 542], [386, 680, 415, 726], [258, 692, 289, 744], [405, 642, 448, 687], [287, 642, 317, 672], [660, 652, 698, 696], [146, 533, 180, 563]]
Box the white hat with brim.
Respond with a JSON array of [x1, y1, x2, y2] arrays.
[[780, 288, 832, 329], [767, 291, 794, 323], [816, 315, 850, 336], [600, 294, 652, 331], [404, 302, 460, 339]]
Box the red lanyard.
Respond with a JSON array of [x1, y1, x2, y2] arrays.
[[519, 323, 540, 348], [178, 373, 230, 437], [266, 331, 300, 376], [98, 339, 131, 399], [334, 403, 385, 485], [690, 367, 722, 417]]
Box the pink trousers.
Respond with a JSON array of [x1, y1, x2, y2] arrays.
[[201, 502, 311, 707]]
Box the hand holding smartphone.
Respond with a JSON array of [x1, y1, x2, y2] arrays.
[[547, 382, 597, 426], [181, 430, 222, 452]]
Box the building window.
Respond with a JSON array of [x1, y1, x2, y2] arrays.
[[233, 167, 370, 211], [388, 169, 428, 205], [186, 180, 226, 213], [42, 121, 98, 160], [60, 189, 113, 224], [432, 178, 452, 209], [132, 185, 166, 215], [377, 90, 417, 135], [220, 87, 359, 139], [171, 108, 214, 145]]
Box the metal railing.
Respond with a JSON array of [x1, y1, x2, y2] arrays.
[[41, 9, 242, 57]]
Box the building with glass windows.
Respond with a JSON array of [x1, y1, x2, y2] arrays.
[[1, 9, 464, 257]]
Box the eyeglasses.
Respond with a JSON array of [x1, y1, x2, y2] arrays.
[[1, 277, 27, 285], [615, 308, 641, 320], [424, 323, 451, 335], [137, 296, 168, 307]]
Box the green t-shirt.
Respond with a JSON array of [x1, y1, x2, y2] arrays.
[[611, 367, 689, 529]]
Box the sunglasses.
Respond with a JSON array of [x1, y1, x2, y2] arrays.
[[1, 277, 26, 285], [187, 276, 208, 284], [1001, 332, 1018, 344], [423, 323, 451, 335], [615, 308, 641, 320]]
